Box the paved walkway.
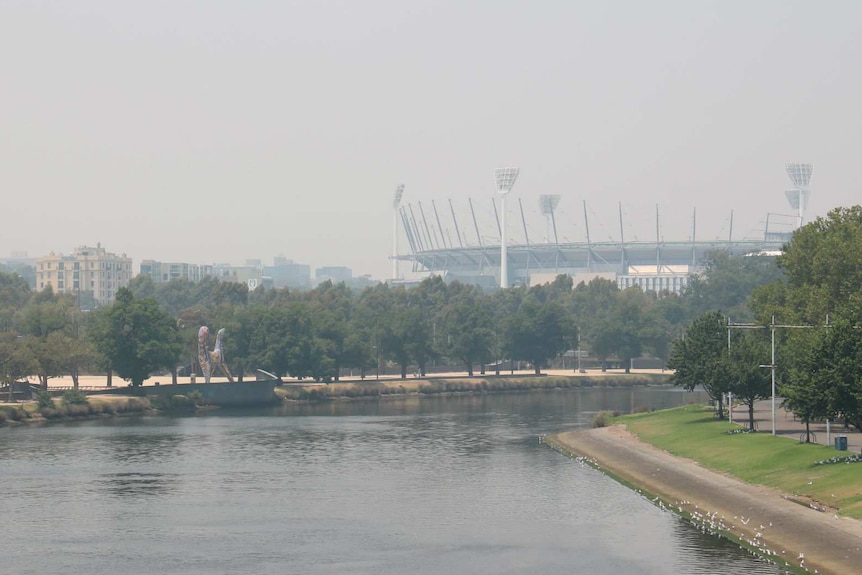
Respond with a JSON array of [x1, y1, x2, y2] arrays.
[[551, 426, 862, 575], [733, 399, 862, 453]]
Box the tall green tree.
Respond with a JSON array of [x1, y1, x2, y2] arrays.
[[503, 290, 573, 375], [19, 287, 77, 389], [775, 206, 862, 324], [611, 288, 649, 373], [439, 282, 494, 376], [88, 288, 183, 387], [667, 311, 731, 418], [785, 321, 862, 435]]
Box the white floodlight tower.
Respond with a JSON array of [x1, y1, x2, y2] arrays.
[[392, 184, 405, 280], [784, 163, 813, 229], [494, 167, 520, 288], [539, 194, 561, 243]]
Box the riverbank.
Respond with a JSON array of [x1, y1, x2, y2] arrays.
[[276, 372, 670, 401], [2, 372, 671, 427], [0, 395, 153, 427], [547, 423, 862, 575]]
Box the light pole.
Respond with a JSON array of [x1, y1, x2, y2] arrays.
[[756, 317, 777, 435], [574, 327, 583, 374], [374, 344, 379, 381], [494, 167, 519, 289], [731, 315, 818, 435], [392, 184, 404, 280]]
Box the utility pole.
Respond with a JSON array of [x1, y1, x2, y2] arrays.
[[729, 316, 820, 435]]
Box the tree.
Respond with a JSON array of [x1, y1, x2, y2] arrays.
[[88, 288, 183, 387], [726, 331, 771, 430], [306, 281, 361, 381], [247, 306, 293, 378], [775, 206, 862, 324], [19, 287, 77, 389], [684, 251, 784, 322], [667, 311, 732, 419], [503, 291, 573, 375], [572, 278, 619, 371], [784, 322, 862, 436], [611, 288, 649, 373], [0, 331, 36, 402], [440, 284, 494, 376], [128, 274, 156, 300], [0, 271, 31, 331]]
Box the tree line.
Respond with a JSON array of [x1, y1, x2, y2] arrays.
[[1, 248, 782, 390], [669, 206, 862, 438]]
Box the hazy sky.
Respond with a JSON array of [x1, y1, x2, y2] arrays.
[[2, 1, 860, 279]]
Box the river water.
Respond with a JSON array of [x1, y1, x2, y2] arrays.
[[1, 387, 787, 574]]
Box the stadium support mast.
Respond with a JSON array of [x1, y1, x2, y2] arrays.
[[449, 199, 464, 248], [785, 163, 813, 229], [518, 198, 530, 245], [494, 167, 520, 289], [392, 185, 404, 280], [539, 194, 561, 244]]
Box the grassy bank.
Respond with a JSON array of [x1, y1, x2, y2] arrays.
[[276, 373, 671, 401], [620, 405, 862, 519], [0, 395, 152, 426]]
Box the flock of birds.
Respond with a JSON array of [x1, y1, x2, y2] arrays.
[[543, 434, 823, 574]]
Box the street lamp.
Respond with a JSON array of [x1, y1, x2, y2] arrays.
[[757, 317, 777, 435], [494, 167, 520, 289]]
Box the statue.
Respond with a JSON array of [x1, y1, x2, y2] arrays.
[[198, 326, 235, 383]]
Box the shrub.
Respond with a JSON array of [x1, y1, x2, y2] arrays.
[[39, 407, 61, 419], [632, 406, 651, 414], [0, 406, 24, 421], [592, 410, 619, 428], [34, 390, 55, 411], [88, 401, 105, 414], [111, 397, 149, 413], [64, 404, 91, 417], [62, 389, 89, 406], [167, 394, 196, 410]]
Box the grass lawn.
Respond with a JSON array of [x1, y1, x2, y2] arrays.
[[620, 405, 862, 519]]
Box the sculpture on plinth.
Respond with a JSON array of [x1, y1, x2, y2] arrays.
[[197, 326, 235, 383]]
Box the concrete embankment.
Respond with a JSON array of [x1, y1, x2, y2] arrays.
[[548, 425, 862, 575]]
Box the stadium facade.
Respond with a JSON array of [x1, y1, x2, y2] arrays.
[[393, 164, 812, 292]]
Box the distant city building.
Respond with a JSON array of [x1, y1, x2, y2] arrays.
[[264, 257, 311, 289], [315, 266, 352, 286], [36, 244, 132, 306], [140, 260, 213, 283], [0, 252, 37, 288], [211, 263, 272, 291]]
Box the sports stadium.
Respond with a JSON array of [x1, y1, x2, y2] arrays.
[[391, 164, 813, 292]]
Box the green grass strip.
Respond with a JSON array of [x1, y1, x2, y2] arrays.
[[620, 405, 862, 519]]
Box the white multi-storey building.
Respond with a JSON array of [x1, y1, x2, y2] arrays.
[[139, 260, 213, 283]]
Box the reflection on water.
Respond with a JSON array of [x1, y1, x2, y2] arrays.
[[0, 388, 786, 575], [99, 472, 179, 497]]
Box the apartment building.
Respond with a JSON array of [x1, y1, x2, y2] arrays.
[[140, 260, 214, 283], [36, 244, 133, 306]]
